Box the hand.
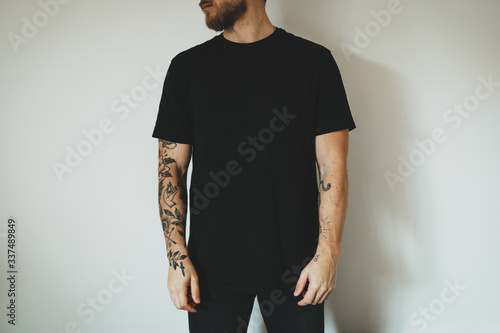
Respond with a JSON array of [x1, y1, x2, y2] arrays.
[[167, 256, 201, 312], [293, 252, 337, 306]]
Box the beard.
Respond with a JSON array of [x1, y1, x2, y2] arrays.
[[202, 0, 248, 31]]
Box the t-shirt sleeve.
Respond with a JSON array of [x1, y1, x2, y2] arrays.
[[151, 58, 194, 144], [314, 50, 356, 136]]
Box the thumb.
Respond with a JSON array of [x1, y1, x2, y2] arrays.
[[191, 276, 201, 303], [294, 271, 308, 296]]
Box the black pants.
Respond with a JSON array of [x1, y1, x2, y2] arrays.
[[188, 283, 324, 333]]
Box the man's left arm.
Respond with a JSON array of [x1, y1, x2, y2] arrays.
[[294, 128, 350, 306]]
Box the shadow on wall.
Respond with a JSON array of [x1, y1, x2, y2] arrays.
[[272, 1, 438, 332]]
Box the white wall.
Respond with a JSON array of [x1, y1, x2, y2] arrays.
[[1, 0, 499, 332]]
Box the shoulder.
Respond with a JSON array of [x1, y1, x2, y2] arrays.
[[280, 28, 333, 58], [283, 29, 329, 51], [170, 35, 219, 65]]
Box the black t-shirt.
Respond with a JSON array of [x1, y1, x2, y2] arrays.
[[152, 27, 356, 295]]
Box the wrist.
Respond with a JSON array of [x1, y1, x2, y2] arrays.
[[316, 244, 340, 261]]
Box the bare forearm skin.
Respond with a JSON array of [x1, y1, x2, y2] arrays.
[[158, 139, 189, 276]]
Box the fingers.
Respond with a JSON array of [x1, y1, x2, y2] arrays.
[[294, 271, 308, 297], [295, 274, 335, 306], [178, 285, 195, 312], [312, 286, 328, 305], [318, 289, 333, 304], [169, 284, 199, 313], [295, 271, 316, 306], [297, 283, 317, 306], [308, 285, 335, 305]]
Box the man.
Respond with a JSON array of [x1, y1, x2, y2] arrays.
[[152, 0, 356, 332]]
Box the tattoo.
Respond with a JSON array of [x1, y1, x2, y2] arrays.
[[159, 139, 178, 149], [319, 180, 331, 192], [319, 214, 331, 239], [318, 179, 331, 208], [313, 254, 320, 262], [317, 179, 333, 256], [158, 142, 188, 277], [159, 156, 176, 178], [163, 181, 178, 208], [162, 207, 187, 276]]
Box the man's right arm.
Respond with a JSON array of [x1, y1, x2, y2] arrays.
[[157, 139, 200, 311]]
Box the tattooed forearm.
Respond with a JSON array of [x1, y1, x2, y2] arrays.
[[317, 179, 332, 243], [161, 206, 187, 276], [315, 167, 348, 260], [314, 132, 350, 267], [158, 141, 189, 277]]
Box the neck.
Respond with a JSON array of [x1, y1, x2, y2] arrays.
[[222, 3, 274, 43]]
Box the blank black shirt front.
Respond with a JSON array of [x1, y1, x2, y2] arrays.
[[152, 27, 356, 295]]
